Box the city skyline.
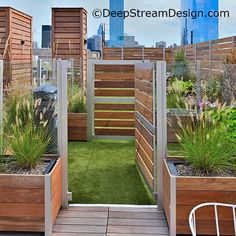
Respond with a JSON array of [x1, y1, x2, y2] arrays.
[[181, 0, 219, 45], [108, 0, 124, 47], [0, 0, 235, 47]]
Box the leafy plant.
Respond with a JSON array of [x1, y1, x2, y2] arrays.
[[177, 109, 236, 174], [8, 122, 51, 169], [211, 104, 236, 143], [167, 78, 194, 109]]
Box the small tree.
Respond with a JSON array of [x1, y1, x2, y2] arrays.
[[173, 49, 194, 81]]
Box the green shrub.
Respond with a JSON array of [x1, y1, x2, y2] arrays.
[[8, 122, 51, 169], [177, 110, 236, 174], [210, 104, 236, 143], [172, 50, 196, 82]]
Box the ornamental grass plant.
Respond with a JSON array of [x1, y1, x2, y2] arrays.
[[177, 103, 236, 175]]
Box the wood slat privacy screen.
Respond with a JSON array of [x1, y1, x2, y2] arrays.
[[103, 47, 172, 62], [94, 64, 135, 137], [0, 7, 32, 94], [52, 8, 87, 87], [103, 36, 236, 73], [135, 63, 155, 190]]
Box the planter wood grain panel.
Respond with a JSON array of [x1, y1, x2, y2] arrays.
[[0, 157, 62, 232], [0, 7, 32, 95], [163, 159, 236, 235], [68, 113, 87, 141]]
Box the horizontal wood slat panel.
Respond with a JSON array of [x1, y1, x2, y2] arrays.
[[135, 119, 153, 147], [95, 65, 134, 73], [95, 80, 134, 89], [177, 219, 235, 235], [135, 79, 153, 95], [176, 177, 236, 191], [176, 190, 236, 205], [0, 188, 44, 203], [95, 89, 134, 97], [0, 175, 44, 188], [95, 120, 135, 128], [95, 103, 135, 111], [136, 101, 153, 123], [95, 72, 134, 81], [135, 89, 153, 110], [0, 203, 44, 217], [0, 217, 44, 232], [68, 113, 87, 127], [95, 128, 135, 136], [136, 141, 153, 175], [135, 130, 153, 159], [95, 112, 135, 120], [136, 153, 153, 189]]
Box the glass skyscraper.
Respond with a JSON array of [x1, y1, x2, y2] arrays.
[[108, 0, 124, 48], [181, 0, 219, 45]]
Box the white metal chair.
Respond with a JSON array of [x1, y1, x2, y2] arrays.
[[189, 202, 236, 236]]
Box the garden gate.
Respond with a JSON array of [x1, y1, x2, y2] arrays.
[[87, 60, 167, 205], [134, 62, 167, 203], [87, 60, 138, 140]]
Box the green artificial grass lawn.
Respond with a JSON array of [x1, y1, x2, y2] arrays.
[[68, 140, 155, 205]]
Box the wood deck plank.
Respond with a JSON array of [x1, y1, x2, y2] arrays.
[[56, 217, 107, 226], [107, 225, 169, 234], [53, 206, 169, 236], [58, 211, 108, 218], [109, 211, 165, 220], [53, 225, 107, 234], [108, 218, 167, 227]]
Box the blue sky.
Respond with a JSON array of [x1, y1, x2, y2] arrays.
[[1, 0, 236, 47]]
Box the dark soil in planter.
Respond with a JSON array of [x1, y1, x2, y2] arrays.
[[175, 162, 236, 177], [0, 158, 55, 175]]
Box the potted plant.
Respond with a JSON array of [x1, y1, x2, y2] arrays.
[[0, 95, 62, 233], [68, 86, 87, 141], [163, 104, 236, 235]]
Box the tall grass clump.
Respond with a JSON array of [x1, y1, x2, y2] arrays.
[[177, 105, 236, 175], [8, 122, 51, 169], [68, 81, 86, 113], [4, 94, 51, 169]]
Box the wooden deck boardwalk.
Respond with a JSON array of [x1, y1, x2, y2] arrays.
[[52, 205, 169, 236]]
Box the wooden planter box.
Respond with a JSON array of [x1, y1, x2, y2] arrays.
[[163, 158, 236, 235], [0, 157, 62, 233], [68, 113, 87, 141]]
